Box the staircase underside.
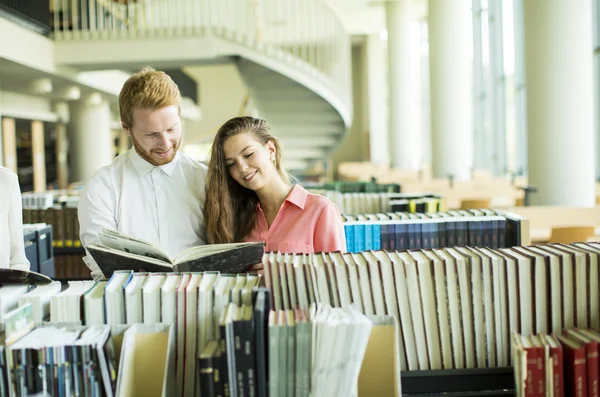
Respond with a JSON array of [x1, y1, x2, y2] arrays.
[[54, 34, 350, 173]]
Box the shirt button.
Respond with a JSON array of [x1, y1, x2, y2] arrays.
[[157, 186, 161, 190]]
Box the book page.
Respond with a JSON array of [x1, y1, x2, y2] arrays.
[[100, 229, 171, 263]]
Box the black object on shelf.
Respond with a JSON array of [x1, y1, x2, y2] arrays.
[[23, 225, 54, 277], [54, 247, 86, 255], [401, 367, 515, 397]]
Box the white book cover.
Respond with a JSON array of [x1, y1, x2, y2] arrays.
[[477, 247, 508, 367], [105, 271, 132, 325], [322, 254, 341, 308], [456, 247, 485, 368], [19, 281, 62, 324], [575, 243, 600, 328], [351, 253, 375, 316], [556, 244, 594, 328], [124, 273, 148, 325], [468, 247, 497, 368], [408, 250, 443, 370], [538, 245, 574, 329], [424, 249, 453, 370], [293, 254, 311, 311], [398, 251, 430, 370], [329, 252, 352, 309], [435, 249, 465, 369], [500, 248, 533, 335], [361, 251, 386, 316], [525, 246, 563, 333], [445, 248, 476, 368], [342, 253, 364, 314], [143, 274, 167, 325], [373, 250, 408, 371], [512, 246, 549, 334], [176, 274, 192, 397], [183, 274, 202, 397], [388, 251, 418, 370]]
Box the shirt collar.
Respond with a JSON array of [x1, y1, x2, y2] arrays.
[[285, 184, 308, 210], [129, 148, 179, 177]]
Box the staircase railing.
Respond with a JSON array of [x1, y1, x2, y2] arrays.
[[51, 0, 352, 116]]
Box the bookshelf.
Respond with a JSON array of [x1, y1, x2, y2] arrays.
[[401, 368, 515, 396]]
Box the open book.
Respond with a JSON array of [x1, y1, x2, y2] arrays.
[[86, 229, 265, 279], [0, 268, 53, 285]]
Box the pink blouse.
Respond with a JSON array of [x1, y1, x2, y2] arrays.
[[244, 184, 346, 254]]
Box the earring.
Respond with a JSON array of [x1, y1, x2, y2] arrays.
[[271, 155, 275, 162]]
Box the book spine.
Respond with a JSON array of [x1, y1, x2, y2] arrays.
[[586, 342, 599, 397], [372, 224, 381, 250], [551, 345, 564, 397], [199, 355, 216, 397]]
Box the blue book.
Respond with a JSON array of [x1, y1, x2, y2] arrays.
[[372, 224, 381, 250]]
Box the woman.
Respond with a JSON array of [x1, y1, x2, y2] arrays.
[[204, 116, 346, 255], [0, 166, 30, 270]]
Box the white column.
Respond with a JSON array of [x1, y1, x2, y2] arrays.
[[513, 0, 528, 176], [366, 34, 389, 166], [593, 0, 600, 180], [488, 0, 507, 176], [524, 0, 596, 206], [428, 0, 472, 180], [472, 0, 487, 171], [386, 0, 419, 169], [68, 93, 113, 183]]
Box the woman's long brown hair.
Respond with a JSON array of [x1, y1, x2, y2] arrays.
[[204, 116, 290, 244]]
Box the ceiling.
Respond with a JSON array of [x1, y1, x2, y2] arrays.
[[323, 0, 428, 36]]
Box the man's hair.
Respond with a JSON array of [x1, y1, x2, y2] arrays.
[[119, 66, 181, 129]]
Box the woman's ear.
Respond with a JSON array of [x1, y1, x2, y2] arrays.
[[266, 139, 277, 160]]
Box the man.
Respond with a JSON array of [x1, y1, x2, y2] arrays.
[[0, 166, 30, 271], [78, 67, 207, 279]]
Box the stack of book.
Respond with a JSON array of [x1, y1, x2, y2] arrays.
[[342, 208, 528, 253], [0, 271, 395, 397], [513, 327, 600, 397], [308, 191, 443, 215]]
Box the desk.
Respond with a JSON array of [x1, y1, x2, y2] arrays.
[[530, 227, 600, 244]]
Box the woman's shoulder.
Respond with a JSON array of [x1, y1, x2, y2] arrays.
[[303, 187, 338, 210]]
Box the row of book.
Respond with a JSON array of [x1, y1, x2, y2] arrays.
[[512, 328, 600, 397], [0, 272, 400, 397], [342, 208, 526, 253], [309, 191, 443, 215], [263, 242, 600, 373], [304, 180, 401, 194], [23, 207, 81, 249]]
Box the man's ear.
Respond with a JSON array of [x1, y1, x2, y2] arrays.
[[122, 122, 131, 136]]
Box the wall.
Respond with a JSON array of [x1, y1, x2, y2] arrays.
[[330, 42, 369, 174], [0, 91, 56, 121], [0, 17, 55, 72], [182, 64, 251, 145]]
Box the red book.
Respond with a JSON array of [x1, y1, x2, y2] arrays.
[[558, 334, 588, 397], [543, 334, 565, 397], [521, 335, 544, 397], [567, 329, 599, 397]]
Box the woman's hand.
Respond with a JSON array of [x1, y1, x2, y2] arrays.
[[246, 262, 264, 274]]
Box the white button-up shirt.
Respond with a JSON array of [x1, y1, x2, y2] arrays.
[[0, 167, 30, 270], [78, 148, 207, 263]]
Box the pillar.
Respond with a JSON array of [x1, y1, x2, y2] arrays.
[[68, 93, 113, 183], [366, 33, 389, 166], [428, 0, 472, 180], [386, 0, 420, 169], [524, 0, 596, 206]]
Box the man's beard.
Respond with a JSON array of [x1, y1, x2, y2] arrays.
[[131, 135, 180, 166]]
